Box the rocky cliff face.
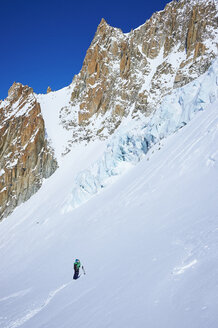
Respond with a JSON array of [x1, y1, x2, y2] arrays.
[[60, 0, 217, 149], [0, 83, 57, 220], [1, 0, 217, 220]]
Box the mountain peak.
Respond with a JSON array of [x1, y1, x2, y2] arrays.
[[96, 17, 110, 35], [8, 81, 22, 97], [99, 18, 108, 26], [7, 82, 33, 103]]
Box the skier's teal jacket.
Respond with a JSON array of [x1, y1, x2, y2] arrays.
[[74, 261, 81, 271]]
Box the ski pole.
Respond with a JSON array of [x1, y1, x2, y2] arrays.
[[82, 266, 86, 275]]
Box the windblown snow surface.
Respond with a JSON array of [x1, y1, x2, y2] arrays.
[[0, 59, 218, 328]]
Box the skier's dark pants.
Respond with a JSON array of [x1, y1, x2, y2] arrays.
[[73, 269, 79, 279]]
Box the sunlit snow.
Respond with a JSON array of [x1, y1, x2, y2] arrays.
[[0, 59, 218, 328]]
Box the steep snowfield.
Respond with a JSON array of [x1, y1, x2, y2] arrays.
[[0, 92, 218, 327], [36, 85, 75, 163]]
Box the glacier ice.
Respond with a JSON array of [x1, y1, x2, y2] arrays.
[[62, 58, 218, 212]]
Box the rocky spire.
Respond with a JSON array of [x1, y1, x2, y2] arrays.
[[47, 86, 52, 94]]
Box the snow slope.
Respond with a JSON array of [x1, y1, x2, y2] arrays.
[[0, 60, 218, 327], [36, 85, 75, 163]]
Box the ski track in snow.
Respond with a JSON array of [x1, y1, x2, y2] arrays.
[[4, 279, 96, 328], [0, 289, 31, 303], [173, 259, 198, 275], [4, 283, 70, 328]]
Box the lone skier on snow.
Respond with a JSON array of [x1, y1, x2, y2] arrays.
[[73, 259, 85, 279]]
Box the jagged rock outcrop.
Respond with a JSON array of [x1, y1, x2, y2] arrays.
[[60, 0, 217, 147], [0, 82, 57, 220], [47, 86, 52, 94]]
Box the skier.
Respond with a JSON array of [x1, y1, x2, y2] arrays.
[[73, 259, 85, 279]]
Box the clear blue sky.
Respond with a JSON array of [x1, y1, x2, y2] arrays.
[[0, 0, 170, 100]]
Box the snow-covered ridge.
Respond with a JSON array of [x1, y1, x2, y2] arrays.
[[62, 58, 218, 212]]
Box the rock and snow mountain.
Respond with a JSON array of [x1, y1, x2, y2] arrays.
[[0, 63, 218, 327], [0, 0, 218, 325], [0, 0, 217, 220], [63, 0, 217, 140], [62, 58, 218, 211]]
